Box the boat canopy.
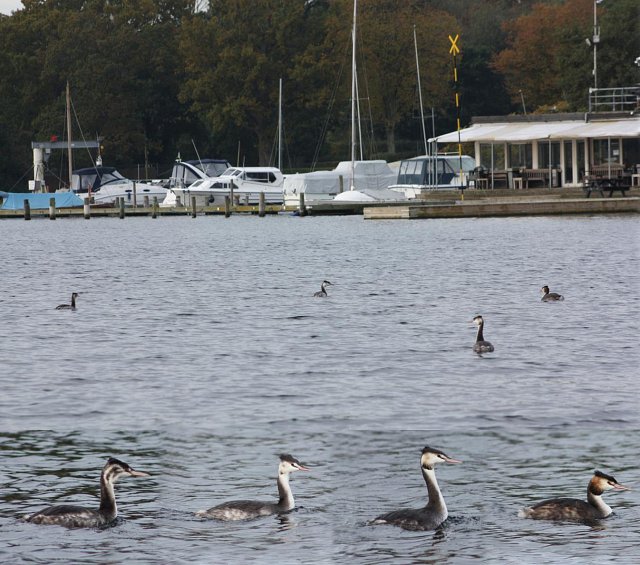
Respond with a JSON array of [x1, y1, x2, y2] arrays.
[[1, 192, 83, 210], [432, 117, 640, 143]]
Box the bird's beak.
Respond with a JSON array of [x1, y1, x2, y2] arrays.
[[128, 469, 150, 477], [613, 482, 631, 491], [443, 456, 462, 464], [295, 464, 310, 472]]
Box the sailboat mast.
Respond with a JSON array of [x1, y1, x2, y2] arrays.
[[66, 81, 73, 188], [278, 77, 283, 171], [350, 0, 357, 190], [414, 25, 428, 156]]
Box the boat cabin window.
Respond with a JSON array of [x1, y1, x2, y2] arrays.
[[245, 171, 276, 184], [100, 170, 127, 185], [200, 162, 229, 177], [397, 160, 424, 184]]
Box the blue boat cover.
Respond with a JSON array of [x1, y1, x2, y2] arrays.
[[0, 192, 84, 210]]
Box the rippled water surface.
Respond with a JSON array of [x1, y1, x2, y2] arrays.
[[1, 214, 638, 563]]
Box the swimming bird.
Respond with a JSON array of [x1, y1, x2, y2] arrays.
[[373, 446, 462, 531], [195, 454, 309, 521], [26, 457, 149, 528], [472, 315, 494, 354], [519, 470, 630, 523], [56, 292, 79, 310], [541, 285, 564, 302], [313, 280, 333, 297]]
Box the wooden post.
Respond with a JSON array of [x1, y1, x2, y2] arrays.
[[299, 193, 307, 216], [119, 197, 125, 219], [49, 197, 56, 220], [258, 191, 265, 217], [23, 199, 31, 220], [83, 197, 91, 219], [132, 182, 137, 207], [152, 196, 158, 219], [339, 175, 344, 193], [176, 195, 182, 207], [143, 195, 149, 208], [191, 196, 197, 218], [224, 195, 231, 218]]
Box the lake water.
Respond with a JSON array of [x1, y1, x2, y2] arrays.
[[1, 213, 638, 564]]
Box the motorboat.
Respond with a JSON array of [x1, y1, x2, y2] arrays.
[[160, 157, 231, 207], [71, 166, 167, 206], [173, 166, 285, 207], [388, 154, 477, 198]]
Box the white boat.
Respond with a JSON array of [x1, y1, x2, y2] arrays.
[[283, 160, 397, 207], [172, 166, 285, 207], [161, 157, 230, 207], [71, 166, 168, 205], [388, 154, 477, 198]]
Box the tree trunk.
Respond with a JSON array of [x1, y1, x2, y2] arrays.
[[385, 126, 396, 155]]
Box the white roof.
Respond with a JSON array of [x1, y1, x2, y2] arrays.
[[432, 118, 640, 143]]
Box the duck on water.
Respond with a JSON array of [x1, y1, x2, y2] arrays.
[[313, 280, 333, 297], [56, 292, 79, 310], [519, 470, 630, 524], [195, 454, 309, 521], [471, 315, 494, 354], [541, 285, 564, 302], [25, 457, 149, 528], [372, 446, 462, 531]]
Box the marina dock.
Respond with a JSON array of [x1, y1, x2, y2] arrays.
[[364, 195, 640, 220]]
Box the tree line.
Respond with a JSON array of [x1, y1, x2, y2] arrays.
[[0, 0, 637, 190]]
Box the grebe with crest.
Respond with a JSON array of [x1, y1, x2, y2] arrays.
[[541, 285, 564, 302], [519, 470, 630, 523], [372, 446, 462, 531], [195, 453, 310, 521], [471, 315, 494, 353], [26, 457, 149, 528], [56, 292, 79, 310], [313, 280, 333, 297]]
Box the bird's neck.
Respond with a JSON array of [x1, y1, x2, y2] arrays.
[[476, 324, 485, 342], [277, 472, 294, 510], [422, 467, 447, 516], [99, 474, 117, 518], [587, 489, 612, 517], [71, 295, 76, 307]]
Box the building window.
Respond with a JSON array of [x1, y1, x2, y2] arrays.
[[593, 139, 620, 165], [508, 143, 532, 169], [479, 143, 505, 170], [538, 141, 561, 169]]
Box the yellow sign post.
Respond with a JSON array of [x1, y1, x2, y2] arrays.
[[449, 34, 464, 199]]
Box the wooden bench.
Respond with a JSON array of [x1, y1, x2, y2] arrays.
[[583, 175, 630, 198], [521, 169, 549, 188], [590, 164, 625, 178]]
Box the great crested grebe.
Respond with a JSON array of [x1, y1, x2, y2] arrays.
[[471, 315, 494, 354], [373, 446, 462, 531], [313, 280, 333, 297], [541, 285, 564, 302], [196, 454, 309, 521], [519, 470, 630, 523], [26, 457, 149, 528], [56, 292, 79, 310]]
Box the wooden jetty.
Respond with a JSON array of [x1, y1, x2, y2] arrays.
[[0, 198, 283, 220], [364, 195, 640, 220]]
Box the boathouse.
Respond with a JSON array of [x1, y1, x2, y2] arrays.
[[433, 111, 640, 189]]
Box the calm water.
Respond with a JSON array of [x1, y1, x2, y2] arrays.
[[0, 213, 638, 564]]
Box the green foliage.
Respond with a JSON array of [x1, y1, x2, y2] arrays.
[[0, 0, 637, 188]]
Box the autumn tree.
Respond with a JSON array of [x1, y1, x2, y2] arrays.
[[493, 0, 594, 111]]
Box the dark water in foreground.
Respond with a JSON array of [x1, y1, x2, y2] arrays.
[[1, 214, 638, 564]]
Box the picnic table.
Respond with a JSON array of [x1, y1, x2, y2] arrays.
[[583, 174, 630, 198]]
